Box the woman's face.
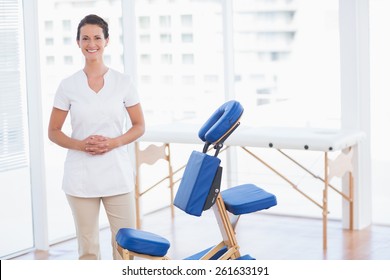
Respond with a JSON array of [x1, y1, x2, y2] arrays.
[[77, 24, 109, 61]]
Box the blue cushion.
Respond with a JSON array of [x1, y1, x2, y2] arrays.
[[198, 100, 243, 144], [116, 228, 170, 257], [174, 151, 221, 216], [184, 246, 228, 260], [184, 246, 255, 260], [221, 184, 277, 215], [236, 254, 256, 260]]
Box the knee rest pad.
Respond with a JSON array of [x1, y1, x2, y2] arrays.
[[221, 184, 277, 215], [116, 228, 170, 257]]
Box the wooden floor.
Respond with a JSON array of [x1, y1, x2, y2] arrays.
[[12, 207, 390, 260]]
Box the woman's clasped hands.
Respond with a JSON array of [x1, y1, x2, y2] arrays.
[[83, 135, 116, 155]]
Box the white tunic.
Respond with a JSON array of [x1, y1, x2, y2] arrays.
[[53, 68, 139, 197]]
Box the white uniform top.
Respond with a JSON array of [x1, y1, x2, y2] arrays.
[[53, 68, 139, 197]]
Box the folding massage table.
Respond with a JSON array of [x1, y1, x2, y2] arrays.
[[116, 100, 278, 260], [133, 118, 364, 250]]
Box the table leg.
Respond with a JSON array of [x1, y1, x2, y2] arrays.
[[349, 171, 354, 230], [323, 152, 329, 250]]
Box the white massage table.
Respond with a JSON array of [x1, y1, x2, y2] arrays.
[[140, 123, 363, 151], [135, 123, 365, 249]]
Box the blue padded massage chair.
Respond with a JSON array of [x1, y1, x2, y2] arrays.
[[116, 100, 277, 260]]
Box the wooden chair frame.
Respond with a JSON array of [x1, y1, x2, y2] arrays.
[[117, 191, 244, 260], [134, 142, 176, 229]]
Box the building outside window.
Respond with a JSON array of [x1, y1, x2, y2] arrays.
[[159, 15, 171, 28], [62, 19, 71, 31]]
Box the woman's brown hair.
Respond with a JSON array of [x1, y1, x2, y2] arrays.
[[76, 14, 109, 40]]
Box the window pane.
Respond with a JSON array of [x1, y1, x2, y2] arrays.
[[233, 0, 340, 129], [161, 53, 173, 64], [44, 20, 53, 31], [139, 34, 151, 43], [160, 33, 172, 43], [139, 16, 150, 29], [135, 0, 225, 125], [182, 53, 194, 64], [62, 19, 71, 31], [181, 14, 192, 27], [233, 0, 341, 219], [181, 33, 193, 43], [0, 0, 34, 258], [159, 15, 171, 28], [369, 0, 390, 225], [134, 0, 225, 215]]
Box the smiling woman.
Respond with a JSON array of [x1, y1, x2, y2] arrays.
[[47, 14, 145, 260]]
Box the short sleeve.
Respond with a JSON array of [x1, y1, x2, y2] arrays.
[[123, 78, 140, 107], [53, 81, 71, 111]]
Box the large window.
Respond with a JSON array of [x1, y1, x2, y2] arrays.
[[0, 0, 34, 258], [132, 0, 343, 220], [135, 0, 225, 126], [232, 0, 342, 219], [369, 0, 390, 225], [233, 0, 340, 128], [133, 0, 225, 215]]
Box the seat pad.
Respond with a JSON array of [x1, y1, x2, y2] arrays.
[[116, 228, 170, 257], [221, 184, 277, 215]]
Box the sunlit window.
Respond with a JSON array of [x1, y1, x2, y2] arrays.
[[161, 53, 173, 64], [45, 37, 54, 45], [44, 20, 53, 31], [135, 0, 225, 127], [159, 15, 171, 28], [62, 19, 71, 31], [160, 33, 172, 43], [370, 0, 390, 225], [181, 53, 194, 64], [63, 55, 73, 65], [139, 34, 151, 43], [233, 0, 340, 129], [46, 56, 55, 65], [63, 37, 72, 45], [0, 0, 33, 258], [181, 14, 192, 27], [139, 16, 150, 29], [181, 33, 193, 43]]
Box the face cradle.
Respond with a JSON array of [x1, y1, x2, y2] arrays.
[[77, 24, 109, 60]]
